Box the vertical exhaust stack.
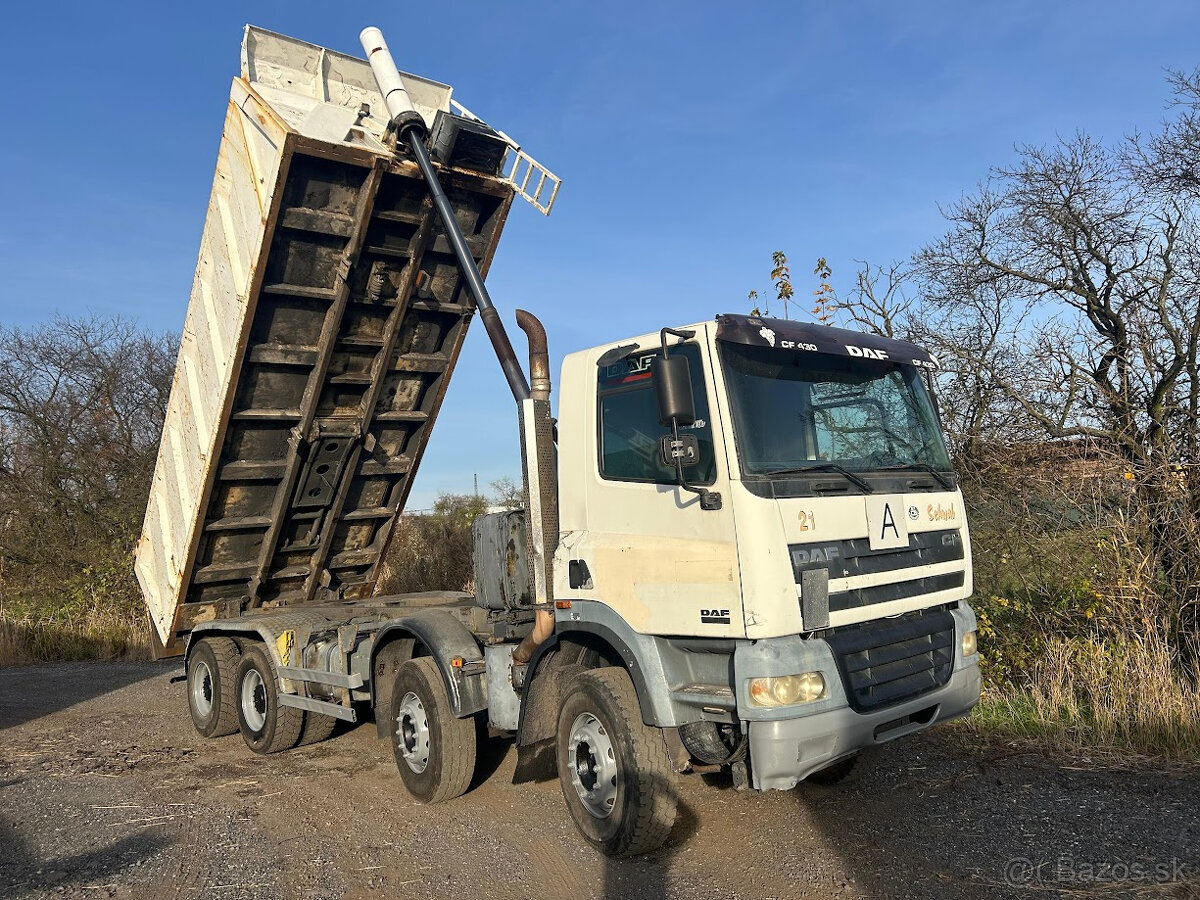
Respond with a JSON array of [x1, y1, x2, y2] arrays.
[[513, 310, 558, 665]]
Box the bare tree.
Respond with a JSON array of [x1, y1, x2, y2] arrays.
[[918, 134, 1199, 465], [915, 126, 1200, 641], [831, 259, 1042, 459], [0, 317, 175, 609], [489, 476, 524, 510], [839, 260, 914, 339], [1132, 67, 1200, 198]]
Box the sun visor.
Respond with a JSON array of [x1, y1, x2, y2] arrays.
[[714, 314, 938, 369]]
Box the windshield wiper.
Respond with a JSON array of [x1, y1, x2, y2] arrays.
[[878, 462, 955, 490], [760, 463, 874, 493]]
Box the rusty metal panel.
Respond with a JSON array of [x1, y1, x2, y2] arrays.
[[135, 28, 515, 656], [472, 510, 531, 610]]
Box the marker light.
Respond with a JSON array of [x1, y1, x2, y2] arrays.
[[748, 672, 826, 707]]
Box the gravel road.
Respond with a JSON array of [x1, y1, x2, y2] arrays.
[[0, 661, 1197, 899]]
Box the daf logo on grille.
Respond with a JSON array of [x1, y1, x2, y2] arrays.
[[793, 546, 840, 564]]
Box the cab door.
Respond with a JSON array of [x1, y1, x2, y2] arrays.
[[563, 330, 743, 638]]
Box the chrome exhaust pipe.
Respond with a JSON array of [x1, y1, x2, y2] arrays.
[[513, 310, 558, 665]]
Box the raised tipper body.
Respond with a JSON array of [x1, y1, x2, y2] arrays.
[[135, 28, 521, 655]]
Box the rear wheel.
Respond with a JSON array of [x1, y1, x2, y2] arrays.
[[187, 637, 240, 738], [235, 644, 304, 754], [556, 667, 677, 857], [389, 657, 476, 803]]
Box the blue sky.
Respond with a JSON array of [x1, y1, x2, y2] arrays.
[[2, 1, 1198, 507]]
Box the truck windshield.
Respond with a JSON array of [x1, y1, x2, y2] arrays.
[[718, 342, 952, 477]]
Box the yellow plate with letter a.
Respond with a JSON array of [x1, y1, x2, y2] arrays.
[[865, 495, 909, 550]]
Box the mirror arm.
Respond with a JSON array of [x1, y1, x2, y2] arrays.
[[668, 418, 722, 511], [659, 327, 695, 358], [658, 326, 720, 510]]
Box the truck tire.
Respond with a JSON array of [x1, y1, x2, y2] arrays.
[[187, 637, 241, 738], [678, 720, 746, 765], [234, 644, 304, 754], [389, 657, 476, 803], [556, 667, 677, 857], [298, 712, 338, 747]]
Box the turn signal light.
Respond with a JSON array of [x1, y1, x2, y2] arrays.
[[962, 630, 978, 657]]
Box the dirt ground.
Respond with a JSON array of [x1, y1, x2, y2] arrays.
[[0, 661, 1197, 900]]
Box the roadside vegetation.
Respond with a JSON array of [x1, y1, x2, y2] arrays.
[[376, 481, 521, 596], [0, 318, 171, 664], [960, 448, 1200, 759]]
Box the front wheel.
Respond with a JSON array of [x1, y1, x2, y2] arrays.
[[556, 667, 677, 857], [389, 657, 476, 803]]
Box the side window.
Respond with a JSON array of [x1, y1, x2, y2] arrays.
[[597, 343, 716, 485]]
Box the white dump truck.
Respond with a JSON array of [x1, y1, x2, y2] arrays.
[[136, 24, 981, 857]]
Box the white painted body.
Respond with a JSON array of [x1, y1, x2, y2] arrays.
[[553, 321, 973, 639], [133, 69, 292, 647]]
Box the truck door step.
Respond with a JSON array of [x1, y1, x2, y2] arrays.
[[672, 684, 736, 710]]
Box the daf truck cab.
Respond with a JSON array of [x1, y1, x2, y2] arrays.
[[543, 314, 980, 803]]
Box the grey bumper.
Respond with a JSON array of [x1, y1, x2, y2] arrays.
[[748, 663, 981, 791]]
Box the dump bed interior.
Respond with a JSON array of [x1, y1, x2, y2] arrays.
[[135, 27, 514, 655]]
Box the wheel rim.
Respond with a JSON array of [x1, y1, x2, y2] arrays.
[[190, 659, 214, 719], [567, 712, 618, 819], [396, 691, 431, 774], [241, 668, 267, 732]]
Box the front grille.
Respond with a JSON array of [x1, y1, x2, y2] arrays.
[[823, 607, 955, 712], [791, 529, 965, 612], [828, 571, 965, 612]]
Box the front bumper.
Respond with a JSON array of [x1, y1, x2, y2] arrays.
[[748, 662, 980, 790]]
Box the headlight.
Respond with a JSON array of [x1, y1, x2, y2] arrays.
[[748, 672, 826, 707], [962, 630, 977, 657]]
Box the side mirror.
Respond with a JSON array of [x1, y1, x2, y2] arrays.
[[652, 326, 722, 511], [651, 355, 696, 426]]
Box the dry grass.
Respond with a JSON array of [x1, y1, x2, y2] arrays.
[[961, 635, 1200, 761], [961, 448, 1200, 761], [0, 608, 151, 666], [0, 572, 152, 667]]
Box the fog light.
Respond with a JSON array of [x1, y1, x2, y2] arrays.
[[748, 672, 826, 707], [962, 630, 978, 657]]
